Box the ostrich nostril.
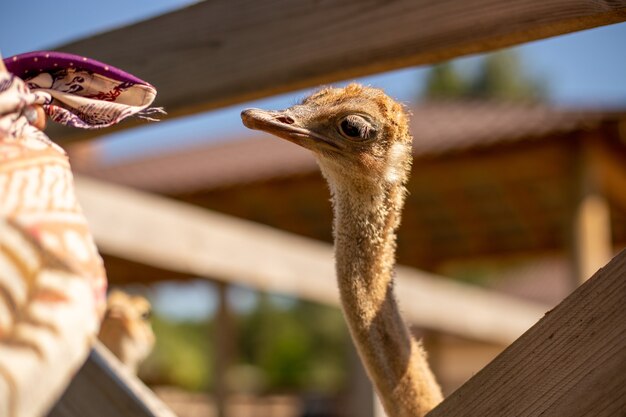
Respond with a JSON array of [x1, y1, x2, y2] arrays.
[[276, 115, 295, 125]]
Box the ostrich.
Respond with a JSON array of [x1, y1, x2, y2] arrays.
[[98, 290, 155, 374], [241, 84, 443, 417]]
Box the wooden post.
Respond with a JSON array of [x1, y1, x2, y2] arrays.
[[214, 281, 234, 417], [570, 136, 613, 286], [345, 339, 376, 417]]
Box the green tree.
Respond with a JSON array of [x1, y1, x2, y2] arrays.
[[468, 51, 545, 101], [424, 62, 468, 99], [423, 50, 546, 101]]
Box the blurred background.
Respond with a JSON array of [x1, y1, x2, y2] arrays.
[[2, 2, 625, 416]]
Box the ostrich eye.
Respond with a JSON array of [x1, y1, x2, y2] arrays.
[[338, 115, 373, 140], [340, 119, 361, 138]]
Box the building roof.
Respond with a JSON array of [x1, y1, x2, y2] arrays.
[[408, 100, 611, 155]]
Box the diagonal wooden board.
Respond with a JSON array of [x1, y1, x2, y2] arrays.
[[427, 250, 626, 417], [47, 342, 177, 417], [47, 0, 626, 143]]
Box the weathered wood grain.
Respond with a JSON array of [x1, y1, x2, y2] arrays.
[[48, 0, 626, 142], [48, 343, 176, 417], [74, 176, 546, 344], [427, 250, 626, 417]]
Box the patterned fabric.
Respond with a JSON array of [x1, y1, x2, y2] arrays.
[[0, 52, 160, 417], [4, 51, 163, 129], [0, 220, 99, 417]]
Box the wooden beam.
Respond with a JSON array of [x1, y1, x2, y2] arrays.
[[214, 282, 234, 417], [48, 0, 626, 142], [570, 195, 612, 284], [595, 125, 626, 212], [74, 176, 545, 344], [427, 250, 626, 417], [569, 136, 614, 285], [48, 343, 176, 417]]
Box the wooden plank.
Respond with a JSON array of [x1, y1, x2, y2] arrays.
[[427, 250, 626, 417], [47, 0, 626, 142], [48, 343, 177, 417], [74, 176, 545, 344]]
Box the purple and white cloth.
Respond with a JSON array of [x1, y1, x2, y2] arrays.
[[4, 51, 164, 129]]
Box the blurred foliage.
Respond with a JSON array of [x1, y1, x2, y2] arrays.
[[424, 50, 546, 101], [238, 295, 348, 392], [141, 315, 214, 391], [141, 294, 349, 395], [423, 63, 467, 99]]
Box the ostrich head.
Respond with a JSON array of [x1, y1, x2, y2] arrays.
[[241, 83, 412, 193]]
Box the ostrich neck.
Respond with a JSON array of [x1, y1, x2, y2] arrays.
[[331, 181, 442, 417], [332, 183, 402, 324]]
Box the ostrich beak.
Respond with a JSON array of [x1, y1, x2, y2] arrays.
[[105, 308, 126, 321], [241, 108, 341, 151]]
